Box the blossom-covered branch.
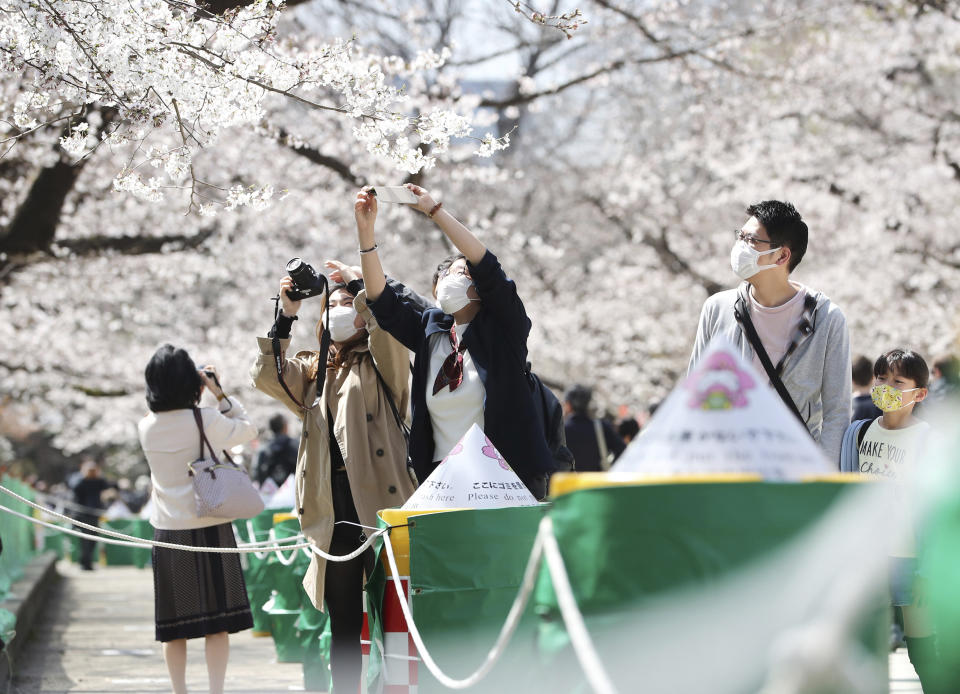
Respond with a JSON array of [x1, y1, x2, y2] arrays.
[[509, 1, 586, 39], [0, 0, 489, 211]]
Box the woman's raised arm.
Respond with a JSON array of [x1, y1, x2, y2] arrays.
[[355, 189, 387, 301], [404, 184, 486, 265]]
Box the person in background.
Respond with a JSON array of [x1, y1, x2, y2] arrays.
[[563, 385, 626, 472], [928, 353, 960, 407], [689, 200, 851, 464], [852, 354, 883, 422], [71, 460, 114, 570], [841, 349, 947, 691], [617, 417, 641, 445], [138, 344, 257, 694], [255, 414, 298, 486]]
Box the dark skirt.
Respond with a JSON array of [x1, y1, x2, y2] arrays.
[[152, 523, 253, 642]]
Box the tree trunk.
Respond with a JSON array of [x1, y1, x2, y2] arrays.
[[0, 158, 86, 255]]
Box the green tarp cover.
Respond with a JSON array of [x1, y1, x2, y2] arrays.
[[534, 482, 851, 613], [0, 477, 37, 595], [103, 518, 152, 567], [367, 505, 547, 694], [532, 482, 887, 693], [234, 513, 331, 679], [368, 483, 888, 694]]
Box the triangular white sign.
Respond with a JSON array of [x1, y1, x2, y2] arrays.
[[266, 474, 296, 510], [403, 423, 538, 509], [613, 337, 832, 479], [258, 477, 279, 498]]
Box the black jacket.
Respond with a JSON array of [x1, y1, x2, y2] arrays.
[[368, 250, 553, 494], [564, 414, 626, 472], [255, 433, 298, 485]]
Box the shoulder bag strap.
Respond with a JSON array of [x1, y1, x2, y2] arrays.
[[370, 358, 410, 439], [734, 295, 808, 428], [773, 293, 819, 373], [192, 408, 220, 463]]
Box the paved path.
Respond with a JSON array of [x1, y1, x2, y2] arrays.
[[890, 649, 923, 693], [13, 562, 307, 694], [12, 562, 921, 693]]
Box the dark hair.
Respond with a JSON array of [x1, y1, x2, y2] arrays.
[[745, 200, 808, 272], [564, 384, 592, 415], [145, 344, 202, 412], [934, 353, 960, 385], [327, 281, 349, 297], [851, 355, 874, 387], [617, 418, 640, 441], [268, 414, 286, 435], [874, 349, 929, 389], [432, 253, 467, 292]]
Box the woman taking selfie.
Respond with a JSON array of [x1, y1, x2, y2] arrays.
[[250, 266, 416, 693], [137, 344, 257, 694], [356, 184, 554, 498]]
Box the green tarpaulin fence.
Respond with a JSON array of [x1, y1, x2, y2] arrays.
[[367, 505, 547, 694], [234, 511, 332, 692], [103, 518, 152, 567], [367, 480, 889, 694], [0, 476, 40, 642]]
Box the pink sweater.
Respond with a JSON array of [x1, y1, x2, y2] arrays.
[[749, 283, 808, 377]]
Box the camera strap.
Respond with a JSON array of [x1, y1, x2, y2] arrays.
[[270, 281, 331, 412]]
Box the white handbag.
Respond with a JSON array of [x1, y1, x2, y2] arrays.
[[188, 408, 264, 520]]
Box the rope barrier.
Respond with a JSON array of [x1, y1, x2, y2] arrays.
[[0, 484, 383, 561], [379, 515, 618, 694], [31, 490, 108, 517], [1, 484, 305, 549], [4, 483, 618, 692], [540, 516, 618, 694]]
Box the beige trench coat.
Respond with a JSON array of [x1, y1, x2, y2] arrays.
[[250, 291, 416, 609]]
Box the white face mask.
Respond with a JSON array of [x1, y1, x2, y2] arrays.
[[730, 240, 781, 280], [436, 273, 478, 315], [327, 304, 360, 343]]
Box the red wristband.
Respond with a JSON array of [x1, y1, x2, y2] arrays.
[[428, 201, 443, 218]]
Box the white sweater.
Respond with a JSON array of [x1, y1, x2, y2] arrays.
[[138, 398, 258, 530]]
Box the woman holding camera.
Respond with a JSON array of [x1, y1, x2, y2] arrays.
[[356, 184, 554, 498], [137, 344, 257, 694], [250, 266, 417, 694]]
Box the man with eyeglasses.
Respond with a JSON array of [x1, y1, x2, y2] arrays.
[[688, 200, 851, 465]]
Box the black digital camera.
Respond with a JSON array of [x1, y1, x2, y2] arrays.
[[285, 258, 328, 301]]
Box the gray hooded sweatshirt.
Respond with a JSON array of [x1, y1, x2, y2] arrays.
[[688, 282, 851, 466]]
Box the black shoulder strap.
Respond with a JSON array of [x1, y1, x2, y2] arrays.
[[856, 416, 879, 449], [192, 408, 219, 462], [734, 294, 807, 428], [370, 358, 410, 439], [270, 282, 331, 412]]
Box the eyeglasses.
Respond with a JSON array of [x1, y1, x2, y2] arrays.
[[734, 229, 779, 249]]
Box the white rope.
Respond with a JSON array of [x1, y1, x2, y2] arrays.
[[539, 516, 618, 694], [243, 520, 305, 564], [31, 490, 105, 516], [378, 517, 546, 689], [379, 516, 617, 693], [0, 502, 317, 553], [0, 492, 385, 561], [0, 484, 305, 549]]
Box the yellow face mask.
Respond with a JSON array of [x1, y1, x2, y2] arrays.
[[871, 384, 919, 412]]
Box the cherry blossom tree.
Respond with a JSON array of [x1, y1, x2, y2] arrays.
[[2, 0, 959, 474]]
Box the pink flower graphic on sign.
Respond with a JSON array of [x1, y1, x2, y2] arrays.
[[482, 436, 511, 470], [439, 442, 464, 465], [685, 351, 756, 411]]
